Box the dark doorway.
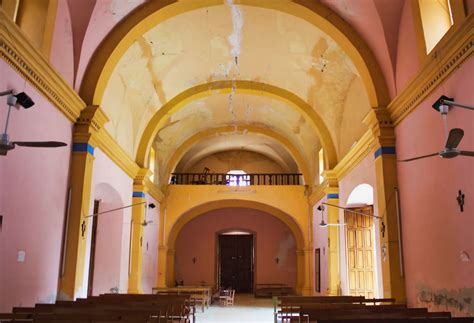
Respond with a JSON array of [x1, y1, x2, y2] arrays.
[[87, 200, 100, 296], [218, 233, 254, 293]]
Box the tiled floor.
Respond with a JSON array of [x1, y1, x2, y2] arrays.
[[195, 294, 274, 322]]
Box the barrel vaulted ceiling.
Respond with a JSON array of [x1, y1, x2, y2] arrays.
[[97, 2, 377, 187]]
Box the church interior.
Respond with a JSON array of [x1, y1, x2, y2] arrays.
[[0, 0, 473, 321]]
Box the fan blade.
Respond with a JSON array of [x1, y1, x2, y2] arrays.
[[398, 152, 439, 162], [459, 151, 474, 157], [445, 128, 464, 149], [13, 141, 67, 148]]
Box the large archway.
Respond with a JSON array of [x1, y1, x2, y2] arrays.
[[174, 208, 298, 292], [159, 197, 311, 294], [79, 0, 388, 108]]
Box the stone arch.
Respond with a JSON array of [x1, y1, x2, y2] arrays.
[[161, 125, 313, 189], [79, 0, 389, 109], [136, 81, 338, 169]]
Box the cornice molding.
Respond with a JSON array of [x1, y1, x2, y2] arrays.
[[333, 129, 374, 180], [388, 14, 473, 125], [95, 129, 140, 179], [0, 10, 143, 180], [309, 184, 325, 205], [144, 178, 164, 203], [0, 9, 83, 122]]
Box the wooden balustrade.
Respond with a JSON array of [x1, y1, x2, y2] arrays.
[[170, 173, 302, 186]]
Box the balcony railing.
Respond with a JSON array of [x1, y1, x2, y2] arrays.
[[170, 173, 303, 186]]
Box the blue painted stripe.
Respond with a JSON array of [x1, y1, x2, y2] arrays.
[[132, 192, 145, 198], [374, 146, 396, 158], [327, 193, 339, 199], [72, 143, 94, 155]]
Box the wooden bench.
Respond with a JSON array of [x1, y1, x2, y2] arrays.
[[152, 286, 210, 312], [255, 283, 293, 298], [1, 293, 192, 323]]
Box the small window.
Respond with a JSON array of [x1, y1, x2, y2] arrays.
[[149, 148, 156, 182], [318, 148, 324, 184], [226, 170, 250, 187], [418, 0, 453, 53]]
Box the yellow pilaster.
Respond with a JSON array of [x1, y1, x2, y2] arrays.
[[157, 245, 169, 288], [322, 170, 341, 296], [295, 249, 305, 295], [364, 109, 406, 302], [128, 168, 151, 294], [301, 247, 314, 295], [166, 248, 176, 287], [59, 106, 109, 300]]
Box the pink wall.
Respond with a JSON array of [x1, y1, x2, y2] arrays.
[[50, 0, 75, 87], [395, 1, 421, 93], [75, 0, 145, 90], [175, 208, 297, 289], [85, 148, 133, 297], [313, 198, 329, 295], [0, 61, 72, 310], [90, 183, 124, 296], [338, 153, 382, 297], [396, 57, 474, 316], [321, 0, 397, 99], [141, 196, 160, 293]]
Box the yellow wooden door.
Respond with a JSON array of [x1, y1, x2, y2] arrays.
[[345, 207, 375, 298]]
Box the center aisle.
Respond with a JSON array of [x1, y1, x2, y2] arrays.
[[195, 294, 274, 322]]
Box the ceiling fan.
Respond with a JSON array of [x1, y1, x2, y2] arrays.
[[398, 96, 474, 162], [0, 90, 67, 156]]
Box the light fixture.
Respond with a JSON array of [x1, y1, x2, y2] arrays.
[[317, 204, 345, 227], [0, 90, 35, 109], [432, 95, 474, 112], [86, 201, 156, 217], [322, 202, 382, 219]]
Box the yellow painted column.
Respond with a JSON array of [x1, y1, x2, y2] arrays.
[[166, 248, 176, 287], [364, 109, 406, 302], [295, 249, 305, 295], [322, 170, 341, 296], [157, 246, 169, 287], [59, 106, 109, 300], [302, 247, 314, 295], [128, 168, 151, 293]]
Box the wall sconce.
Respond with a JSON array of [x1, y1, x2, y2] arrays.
[[192, 257, 197, 264], [275, 257, 280, 264]]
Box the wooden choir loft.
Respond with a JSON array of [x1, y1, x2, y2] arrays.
[[0, 0, 473, 322]]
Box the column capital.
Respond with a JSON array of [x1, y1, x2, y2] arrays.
[[75, 105, 109, 134], [72, 106, 109, 153], [363, 108, 395, 146]]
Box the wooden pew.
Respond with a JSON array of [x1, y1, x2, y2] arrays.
[[152, 287, 210, 312], [2, 294, 192, 323]]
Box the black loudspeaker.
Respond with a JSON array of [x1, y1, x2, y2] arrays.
[[14, 92, 35, 109]]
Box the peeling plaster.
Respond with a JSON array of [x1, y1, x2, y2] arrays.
[[416, 285, 474, 316]]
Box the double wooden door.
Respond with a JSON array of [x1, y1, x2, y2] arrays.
[[218, 234, 254, 293], [345, 207, 375, 298]]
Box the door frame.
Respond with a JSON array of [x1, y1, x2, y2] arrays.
[[87, 199, 101, 296], [344, 206, 377, 298], [216, 228, 256, 292]]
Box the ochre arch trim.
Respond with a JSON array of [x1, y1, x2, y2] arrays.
[[136, 80, 338, 169], [79, 0, 389, 109], [161, 125, 314, 189], [166, 199, 306, 252]]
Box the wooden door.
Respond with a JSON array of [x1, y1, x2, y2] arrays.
[[218, 234, 254, 293], [345, 207, 375, 298]]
